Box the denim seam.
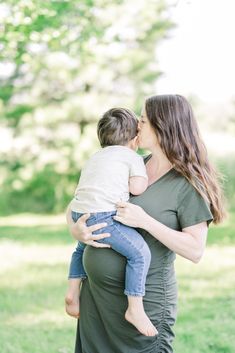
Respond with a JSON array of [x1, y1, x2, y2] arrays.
[[113, 223, 148, 295]]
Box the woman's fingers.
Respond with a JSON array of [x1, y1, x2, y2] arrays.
[[77, 213, 90, 223], [113, 215, 126, 225], [113, 215, 121, 222], [88, 222, 108, 233], [89, 232, 111, 241], [88, 240, 111, 248], [72, 215, 111, 246], [115, 208, 126, 219], [116, 201, 128, 208]]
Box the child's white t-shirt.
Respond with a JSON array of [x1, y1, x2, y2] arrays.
[[70, 145, 148, 213]]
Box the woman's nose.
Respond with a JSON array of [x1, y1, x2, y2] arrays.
[[137, 122, 141, 131]]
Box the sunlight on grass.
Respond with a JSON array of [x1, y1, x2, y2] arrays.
[[0, 213, 234, 353], [6, 310, 72, 326], [0, 239, 73, 274], [176, 246, 235, 299], [0, 213, 66, 227]]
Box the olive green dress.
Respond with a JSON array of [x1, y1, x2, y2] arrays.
[[74, 165, 213, 353]]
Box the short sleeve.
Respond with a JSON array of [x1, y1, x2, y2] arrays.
[[129, 153, 148, 179], [177, 181, 213, 229]]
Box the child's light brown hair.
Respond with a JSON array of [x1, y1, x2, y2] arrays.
[[97, 108, 138, 148]]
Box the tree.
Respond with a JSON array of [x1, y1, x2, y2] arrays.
[[0, 0, 174, 214]]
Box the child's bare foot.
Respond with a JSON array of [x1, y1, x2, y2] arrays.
[[65, 278, 81, 318], [65, 293, 80, 318], [125, 307, 158, 336]]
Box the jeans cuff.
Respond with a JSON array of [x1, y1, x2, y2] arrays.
[[124, 290, 145, 297], [68, 275, 87, 279]]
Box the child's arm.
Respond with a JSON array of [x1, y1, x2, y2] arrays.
[[129, 176, 148, 195]]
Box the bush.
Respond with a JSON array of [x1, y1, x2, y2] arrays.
[[0, 165, 80, 215], [1, 157, 234, 215]]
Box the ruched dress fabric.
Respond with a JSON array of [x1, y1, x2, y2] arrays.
[[74, 163, 213, 353]]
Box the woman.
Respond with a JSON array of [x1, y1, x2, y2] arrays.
[[66, 94, 225, 353]]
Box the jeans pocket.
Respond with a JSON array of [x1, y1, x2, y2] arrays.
[[86, 215, 97, 227], [71, 211, 83, 223]]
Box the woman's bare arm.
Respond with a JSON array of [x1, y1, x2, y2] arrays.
[[114, 202, 208, 263], [66, 203, 111, 248], [144, 215, 207, 263]]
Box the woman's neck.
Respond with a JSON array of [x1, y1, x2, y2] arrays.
[[149, 148, 172, 172], [146, 147, 173, 184]]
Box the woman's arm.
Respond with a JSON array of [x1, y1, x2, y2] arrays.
[[114, 202, 208, 263], [144, 215, 207, 263], [66, 203, 111, 248]]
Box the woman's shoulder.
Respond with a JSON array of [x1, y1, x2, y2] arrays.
[[170, 170, 201, 200]]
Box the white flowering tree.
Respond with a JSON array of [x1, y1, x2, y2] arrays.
[[0, 0, 174, 213]]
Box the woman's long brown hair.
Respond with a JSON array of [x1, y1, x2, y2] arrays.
[[145, 94, 226, 224]]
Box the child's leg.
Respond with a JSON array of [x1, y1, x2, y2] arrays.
[[65, 242, 87, 318], [65, 278, 82, 318], [97, 219, 157, 336]]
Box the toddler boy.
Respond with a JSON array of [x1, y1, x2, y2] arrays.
[[65, 108, 157, 337]]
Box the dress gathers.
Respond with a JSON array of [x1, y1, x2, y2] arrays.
[[74, 166, 213, 353]]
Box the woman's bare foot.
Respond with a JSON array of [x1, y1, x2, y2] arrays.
[[125, 308, 158, 336], [65, 278, 81, 318]]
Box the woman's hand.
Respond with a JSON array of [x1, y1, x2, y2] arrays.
[[66, 205, 111, 248], [113, 201, 148, 228]]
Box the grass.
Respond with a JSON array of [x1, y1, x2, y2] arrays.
[[0, 213, 235, 353], [174, 211, 235, 353]]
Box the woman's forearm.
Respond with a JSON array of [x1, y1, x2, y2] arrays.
[[143, 213, 207, 263], [114, 202, 207, 263]]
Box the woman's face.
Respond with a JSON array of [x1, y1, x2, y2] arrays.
[[137, 106, 158, 150]]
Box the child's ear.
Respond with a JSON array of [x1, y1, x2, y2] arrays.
[[132, 135, 138, 149]]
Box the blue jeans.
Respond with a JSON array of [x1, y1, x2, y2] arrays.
[[68, 211, 151, 296]]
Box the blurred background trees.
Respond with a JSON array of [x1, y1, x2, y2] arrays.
[[1, 0, 234, 215], [1, 3, 234, 352], [0, 0, 174, 214]]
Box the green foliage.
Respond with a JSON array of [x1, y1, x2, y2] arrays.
[[0, 0, 174, 214], [0, 164, 80, 215], [215, 157, 235, 211]]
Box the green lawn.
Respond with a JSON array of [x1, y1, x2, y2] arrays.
[[0, 213, 234, 353]]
